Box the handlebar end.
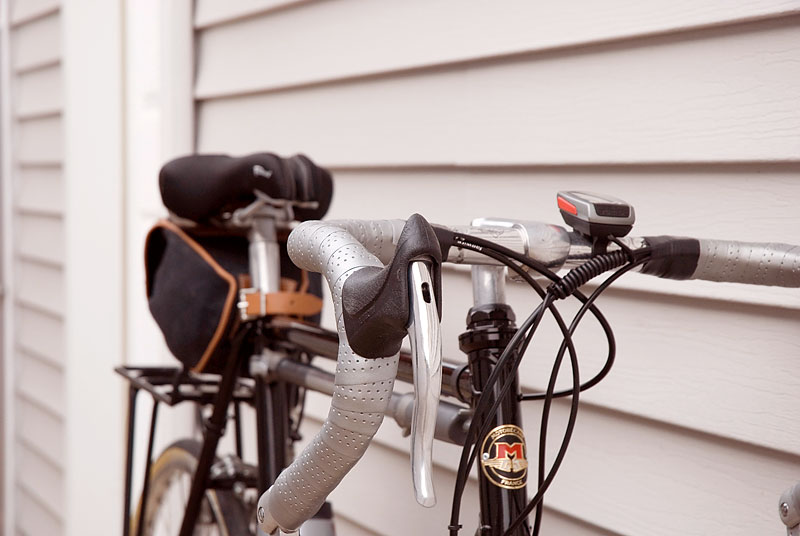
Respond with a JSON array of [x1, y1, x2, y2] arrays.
[[257, 487, 281, 534]]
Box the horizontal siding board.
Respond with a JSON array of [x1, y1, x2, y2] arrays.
[[17, 441, 63, 510], [195, 0, 311, 28], [538, 402, 795, 535], [18, 161, 60, 170], [332, 515, 381, 536], [16, 399, 63, 470], [14, 65, 62, 117], [16, 259, 64, 316], [326, 167, 800, 243], [17, 115, 62, 164], [196, 0, 800, 97], [15, 390, 60, 424], [198, 18, 800, 165], [586, 268, 800, 309], [10, 0, 59, 26], [17, 165, 63, 215], [539, 403, 800, 536], [302, 390, 798, 535], [17, 350, 65, 417], [11, 12, 61, 72], [16, 304, 65, 366], [543, 509, 622, 536], [16, 213, 64, 265], [327, 168, 800, 307], [16, 484, 62, 536]]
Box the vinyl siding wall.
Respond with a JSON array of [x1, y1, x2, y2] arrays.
[[6, 0, 65, 535], [189, 3, 800, 535]]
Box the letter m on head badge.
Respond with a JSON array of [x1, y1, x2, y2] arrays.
[[495, 442, 524, 460]]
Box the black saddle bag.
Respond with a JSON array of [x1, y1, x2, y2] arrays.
[[144, 220, 322, 372]]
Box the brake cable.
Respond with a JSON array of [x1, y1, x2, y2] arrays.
[[446, 230, 651, 535]]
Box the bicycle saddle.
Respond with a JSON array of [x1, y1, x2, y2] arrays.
[[159, 153, 333, 223]]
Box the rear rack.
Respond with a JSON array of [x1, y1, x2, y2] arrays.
[[115, 365, 256, 406], [117, 365, 256, 536]]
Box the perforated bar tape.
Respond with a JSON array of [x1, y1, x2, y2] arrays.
[[693, 240, 800, 287], [257, 220, 403, 533]]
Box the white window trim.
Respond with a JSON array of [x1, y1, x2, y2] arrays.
[[61, 1, 126, 534]]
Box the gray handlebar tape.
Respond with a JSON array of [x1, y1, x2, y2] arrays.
[[258, 221, 400, 533], [641, 237, 800, 287], [323, 219, 406, 264], [692, 239, 800, 287]]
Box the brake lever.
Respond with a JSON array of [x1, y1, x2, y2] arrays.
[[407, 260, 443, 507]]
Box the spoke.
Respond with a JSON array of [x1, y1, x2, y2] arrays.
[[181, 473, 190, 511], [167, 473, 184, 535], [153, 479, 173, 536]]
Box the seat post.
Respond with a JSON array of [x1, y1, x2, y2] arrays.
[[248, 216, 281, 295], [247, 214, 291, 491]]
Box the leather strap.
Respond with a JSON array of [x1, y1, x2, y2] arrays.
[[243, 290, 322, 317]]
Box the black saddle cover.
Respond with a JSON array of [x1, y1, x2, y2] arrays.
[[159, 153, 333, 223]]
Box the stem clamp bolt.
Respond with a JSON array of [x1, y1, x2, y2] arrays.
[[258, 506, 266, 523], [781, 502, 790, 518]]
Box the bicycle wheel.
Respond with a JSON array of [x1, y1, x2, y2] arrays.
[[133, 439, 252, 536]]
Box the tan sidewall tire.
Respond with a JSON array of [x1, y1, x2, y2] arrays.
[[131, 439, 246, 536]]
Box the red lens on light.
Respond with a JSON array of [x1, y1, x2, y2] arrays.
[[557, 196, 578, 215]]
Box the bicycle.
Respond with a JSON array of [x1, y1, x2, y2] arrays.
[[118, 153, 800, 536]]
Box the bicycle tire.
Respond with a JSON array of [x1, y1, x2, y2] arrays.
[[132, 439, 252, 536]]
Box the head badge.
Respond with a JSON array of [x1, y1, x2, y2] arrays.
[[480, 424, 528, 490]]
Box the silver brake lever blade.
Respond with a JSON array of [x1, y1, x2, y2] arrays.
[[407, 261, 442, 507]]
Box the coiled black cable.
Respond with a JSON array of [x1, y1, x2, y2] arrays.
[[548, 250, 630, 300]]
